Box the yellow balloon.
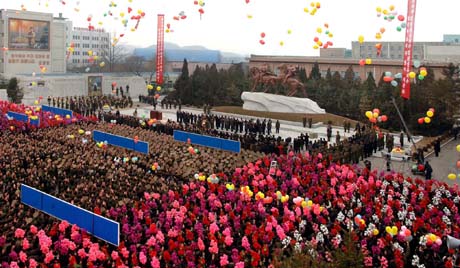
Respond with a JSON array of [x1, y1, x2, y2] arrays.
[[279, 41, 284, 46], [316, 27, 322, 34], [156, 86, 161, 91], [391, 226, 398, 235], [287, 29, 292, 34], [365, 111, 373, 119], [147, 84, 153, 90], [365, 58, 372, 65], [426, 110, 434, 118], [389, 5, 395, 11], [373, 229, 379, 236], [358, 35, 364, 44], [448, 173, 457, 180], [328, 33, 333, 38], [307, 200, 313, 207], [376, 7, 382, 13], [409, 72, 416, 79], [383, 9, 389, 15], [373, 112, 379, 119], [424, 117, 431, 124], [120, 12, 125, 18], [88, 50, 93, 56], [313, 45, 319, 49], [456, 145, 460, 152], [420, 70, 427, 76], [303, 7, 309, 13], [247, 14, 253, 19], [99, 62, 105, 67], [385, 226, 391, 234]]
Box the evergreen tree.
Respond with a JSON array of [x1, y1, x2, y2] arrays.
[[344, 65, 355, 87], [173, 59, 191, 103], [298, 67, 308, 83], [309, 62, 321, 80], [7, 77, 23, 104]]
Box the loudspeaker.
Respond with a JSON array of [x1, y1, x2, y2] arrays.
[[447, 235, 460, 249]]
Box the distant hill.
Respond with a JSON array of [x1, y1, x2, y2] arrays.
[[133, 42, 246, 63]]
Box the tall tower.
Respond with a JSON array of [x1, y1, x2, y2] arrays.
[[156, 14, 165, 86]]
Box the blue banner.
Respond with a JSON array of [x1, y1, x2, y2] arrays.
[[41, 105, 73, 118], [20, 184, 120, 246], [93, 130, 149, 154], [173, 130, 241, 153], [7, 111, 40, 127]]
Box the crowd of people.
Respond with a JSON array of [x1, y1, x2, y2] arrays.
[[47, 95, 133, 116], [2, 100, 460, 267]]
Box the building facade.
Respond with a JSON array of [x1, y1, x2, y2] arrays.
[[0, 9, 66, 75], [66, 24, 111, 69]]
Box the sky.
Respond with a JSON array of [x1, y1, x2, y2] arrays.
[[3, 0, 460, 56]]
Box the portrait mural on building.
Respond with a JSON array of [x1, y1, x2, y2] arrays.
[[8, 19, 50, 50]]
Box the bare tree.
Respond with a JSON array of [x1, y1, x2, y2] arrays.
[[101, 43, 128, 72], [124, 55, 146, 76]]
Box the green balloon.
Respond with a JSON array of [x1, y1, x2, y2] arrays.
[[396, 26, 402, 32], [418, 74, 425, 80]]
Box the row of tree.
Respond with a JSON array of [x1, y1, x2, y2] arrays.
[[171, 59, 459, 136]]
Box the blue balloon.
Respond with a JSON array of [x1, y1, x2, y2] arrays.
[[391, 80, 398, 87]]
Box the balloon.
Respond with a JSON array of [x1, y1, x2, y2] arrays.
[[359, 59, 365, 66], [279, 41, 284, 46], [391, 80, 398, 87], [424, 117, 431, 124], [156, 86, 161, 91], [383, 76, 393, 82], [381, 115, 388, 122], [413, 60, 421, 68], [418, 74, 425, 80], [373, 229, 379, 236], [372, 108, 380, 114], [457, 160, 460, 169], [147, 84, 153, 90], [409, 72, 416, 79], [418, 118, 424, 124], [385, 226, 392, 234], [358, 35, 364, 44], [427, 110, 434, 118], [373, 112, 379, 119], [99, 62, 105, 67], [365, 58, 372, 65], [394, 73, 402, 79], [259, 40, 265, 45], [365, 111, 373, 119], [384, 71, 392, 77], [287, 29, 292, 34], [260, 32, 266, 38], [457, 145, 460, 152], [398, 15, 405, 21], [380, 27, 386, 34], [85, 67, 90, 72], [396, 26, 402, 32], [112, 82, 117, 87], [448, 173, 457, 180], [391, 226, 398, 235], [316, 27, 322, 34], [420, 69, 428, 77]]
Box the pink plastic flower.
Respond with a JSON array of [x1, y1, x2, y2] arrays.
[[19, 251, 27, 263], [224, 236, 233, 246], [29, 258, 38, 268], [58, 220, 69, 233], [151, 257, 160, 268], [29, 225, 38, 235], [111, 251, 119, 260], [209, 240, 219, 254], [220, 254, 229, 266], [9, 262, 19, 268], [44, 251, 54, 264], [14, 228, 25, 239], [242, 236, 251, 250], [77, 248, 87, 259], [139, 252, 147, 265], [198, 238, 205, 251], [22, 238, 30, 250], [210, 222, 219, 235], [235, 261, 245, 268]]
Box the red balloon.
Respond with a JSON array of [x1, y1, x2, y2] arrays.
[[359, 59, 365, 66], [198, 8, 204, 14], [260, 32, 266, 38], [369, 117, 377, 123], [372, 108, 380, 114], [173, 16, 179, 20], [398, 15, 405, 21], [245, 0, 250, 3], [383, 76, 393, 82], [418, 118, 424, 124], [128, 7, 132, 13], [381, 115, 388, 122], [194, 0, 198, 4], [313, 37, 319, 42], [259, 40, 265, 45], [429, 108, 435, 113]]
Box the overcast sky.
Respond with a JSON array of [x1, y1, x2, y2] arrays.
[[3, 0, 460, 55]]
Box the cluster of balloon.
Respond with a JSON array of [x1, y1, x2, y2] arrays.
[[375, 43, 382, 56], [398, 226, 413, 241], [39, 64, 47, 73], [259, 32, 266, 45], [409, 61, 428, 81], [244, 0, 253, 19], [193, 0, 205, 18], [359, 58, 373, 66], [424, 233, 442, 247], [165, 23, 173, 33], [194, 173, 206, 181], [66, 43, 75, 60], [147, 118, 157, 126], [313, 23, 333, 49], [365, 108, 388, 124], [151, 162, 160, 171], [304, 2, 321, 16], [96, 141, 108, 149], [130, 10, 146, 32], [385, 225, 398, 236], [353, 214, 366, 228], [375, 27, 385, 40], [279, 29, 292, 46], [376, 5, 407, 32], [173, 11, 187, 21], [207, 174, 220, 184], [383, 71, 403, 87], [188, 146, 199, 155], [417, 108, 435, 125]]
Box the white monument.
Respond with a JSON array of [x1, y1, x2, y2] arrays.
[[241, 92, 326, 114]]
